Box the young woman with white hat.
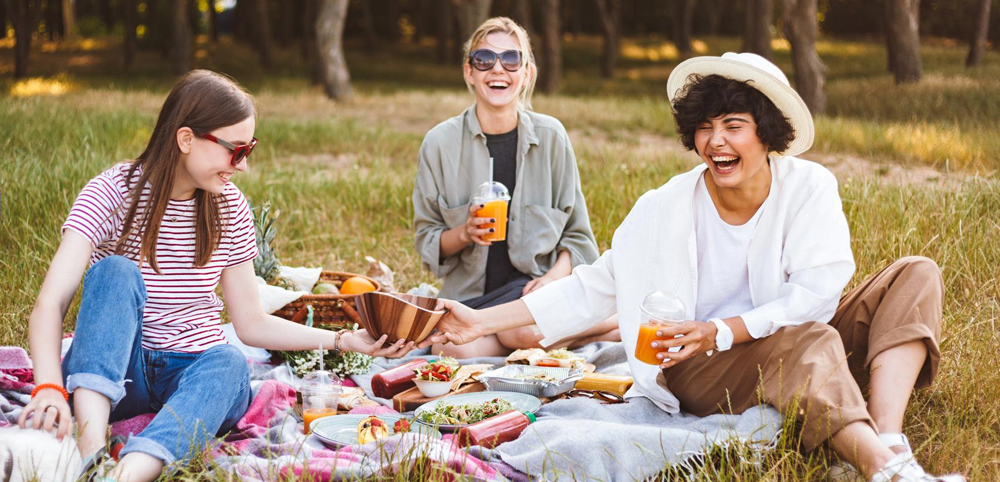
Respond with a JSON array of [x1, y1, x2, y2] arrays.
[[425, 53, 964, 482]]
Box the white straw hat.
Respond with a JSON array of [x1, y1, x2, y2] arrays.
[[666, 52, 814, 157]]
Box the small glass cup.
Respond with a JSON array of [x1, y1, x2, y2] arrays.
[[634, 291, 686, 365], [300, 370, 342, 434], [471, 181, 511, 242]]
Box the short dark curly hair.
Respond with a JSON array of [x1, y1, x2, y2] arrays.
[[671, 74, 795, 154]]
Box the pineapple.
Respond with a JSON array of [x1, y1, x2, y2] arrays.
[[252, 201, 283, 284]]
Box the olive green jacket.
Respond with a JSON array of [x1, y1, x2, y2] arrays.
[[412, 105, 599, 300]]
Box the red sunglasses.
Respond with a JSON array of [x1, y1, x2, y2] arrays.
[[200, 133, 258, 167]]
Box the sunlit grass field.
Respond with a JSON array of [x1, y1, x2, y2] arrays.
[[1, 34, 998, 480]]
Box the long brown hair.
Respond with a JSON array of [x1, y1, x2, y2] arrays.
[[116, 70, 257, 272]]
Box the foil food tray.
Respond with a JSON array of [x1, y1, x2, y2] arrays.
[[477, 365, 584, 398]]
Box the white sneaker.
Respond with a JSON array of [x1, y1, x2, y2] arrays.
[[868, 452, 966, 482], [878, 433, 913, 458]]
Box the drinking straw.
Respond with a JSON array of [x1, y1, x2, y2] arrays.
[[489, 157, 494, 187], [318, 342, 324, 372]]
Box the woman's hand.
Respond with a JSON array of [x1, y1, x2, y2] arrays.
[[522, 275, 555, 295], [652, 321, 718, 369], [463, 204, 495, 247], [17, 388, 72, 440], [421, 299, 489, 347], [342, 330, 415, 358]]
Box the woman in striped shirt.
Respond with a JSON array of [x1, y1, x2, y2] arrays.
[[18, 70, 414, 482]]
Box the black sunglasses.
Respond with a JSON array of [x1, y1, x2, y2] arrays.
[[200, 133, 258, 167], [469, 49, 523, 72], [561, 389, 628, 405]]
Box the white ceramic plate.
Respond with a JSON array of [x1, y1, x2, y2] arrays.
[[310, 414, 441, 448], [412, 391, 542, 432]]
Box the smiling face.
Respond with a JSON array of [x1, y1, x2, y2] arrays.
[[694, 113, 771, 192], [463, 32, 532, 111], [173, 116, 256, 199]]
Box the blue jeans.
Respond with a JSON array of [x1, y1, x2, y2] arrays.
[[62, 256, 251, 465]]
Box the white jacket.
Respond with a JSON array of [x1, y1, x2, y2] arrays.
[[522, 156, 856, 412]]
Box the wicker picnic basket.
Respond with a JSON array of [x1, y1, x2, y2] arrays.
[[272, 271, 382, 329]]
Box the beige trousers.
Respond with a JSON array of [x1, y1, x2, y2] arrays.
[[663, 256, 944, 451]]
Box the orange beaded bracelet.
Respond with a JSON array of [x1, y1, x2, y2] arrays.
[[31, 383, 69, 401]]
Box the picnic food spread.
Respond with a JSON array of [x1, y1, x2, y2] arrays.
[[357, 415, 390, 444], [506, 348, 587, 369], [417, 397, 516, 425], [574, 373, 634, 397], [414, 357, 460, 382], [454, 410, 536, 449], [372, 358, 428, 398]]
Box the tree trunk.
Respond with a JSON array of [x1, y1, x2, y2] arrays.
[[98, 0, 114, 31], [451, 0, 492, 44], [669, 0, 695, 54], [208, 0, 219, 42], [537, 0, 561, 94], [511, 0, 531, 34], [704, 0, 720, 36], [436, 0, 453, 64], [62, 0, 75, 40], [45, 0, 62, 40], [300, 0, 323, 85], [278, 0, 294, 47], [170, 0, 191, 76], [0, 3, 7, 39], [966, 0, 991, 67], [885, 0, 921, 84], [316, 0, 352, 100], [233, 0, 249, 43], [595, 0, 621, 79], [12, 0, 32, 78], [251, 0, 274, 70], [743, 0, 772, 59], [123, 0, 137, 69], [781, 0, 825, 115], [361, 0, 378, 53]]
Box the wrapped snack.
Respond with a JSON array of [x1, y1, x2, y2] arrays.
[[365, 256, 395, 292], [371, 358, 428, 399], [574, 373, 634, 397]]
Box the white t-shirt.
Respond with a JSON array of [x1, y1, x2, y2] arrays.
[[694, 174, 767, 321], [62, 162, 258, 353]]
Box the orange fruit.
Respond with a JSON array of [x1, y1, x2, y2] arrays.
[[340, 276, 377, 295]]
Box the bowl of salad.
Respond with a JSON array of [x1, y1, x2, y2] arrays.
[[413, 358, 459, 398]]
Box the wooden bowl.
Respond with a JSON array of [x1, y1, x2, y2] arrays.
[[355, 292, 445, 346]]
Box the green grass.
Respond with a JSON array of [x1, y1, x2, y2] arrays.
[[1, 34, 998, 480]]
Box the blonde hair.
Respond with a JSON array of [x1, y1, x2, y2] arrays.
[[463, 17, 537, 110]]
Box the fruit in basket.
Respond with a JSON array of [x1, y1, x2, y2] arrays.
[[341, 276, 377, 295], [312, 282, 340, 295]]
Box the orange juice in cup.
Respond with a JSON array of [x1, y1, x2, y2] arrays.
[[303, 407, 338, 433], [300, 370, 341, 434], [634, 291, 686, 365], [472, 181, 510, 242]]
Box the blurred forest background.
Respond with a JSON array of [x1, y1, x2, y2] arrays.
[[1, 0, 996, 108]]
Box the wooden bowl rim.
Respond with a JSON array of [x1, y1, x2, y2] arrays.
[[363, 291, 446, 315]]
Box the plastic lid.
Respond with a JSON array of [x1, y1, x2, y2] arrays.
[[639, 290, 686, 321], [301, 370, 342, 388], [523, 411, 536, 423], [472, 181, 510, 201]]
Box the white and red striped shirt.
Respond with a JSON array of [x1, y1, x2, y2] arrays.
[[62, 162, 258, 353]]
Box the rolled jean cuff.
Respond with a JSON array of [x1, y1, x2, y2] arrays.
[[119, 436, 176, 465], [65, 372, 126, 407]]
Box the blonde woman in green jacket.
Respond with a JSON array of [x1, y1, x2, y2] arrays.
[[412, 17, 619, 357]]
